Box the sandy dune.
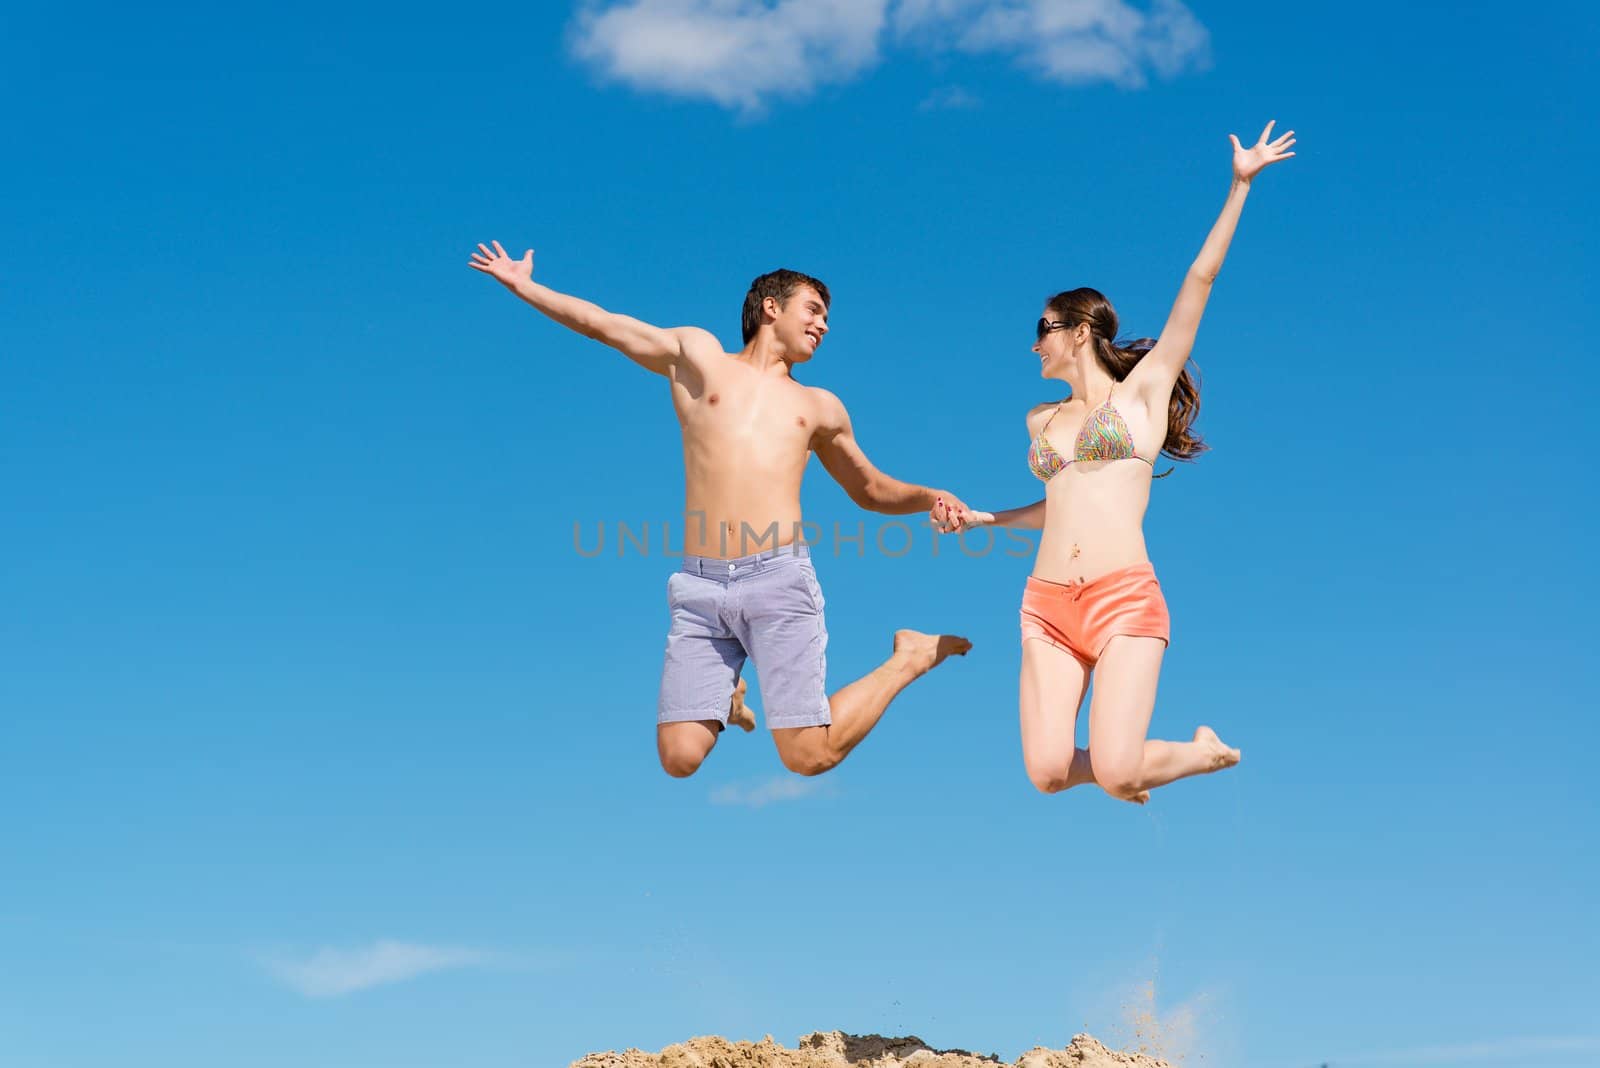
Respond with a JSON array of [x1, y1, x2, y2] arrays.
[[572, 1030, 1172, 1067]]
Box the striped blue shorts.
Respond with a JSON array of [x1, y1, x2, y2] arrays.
[[658, 543, 831, 730]]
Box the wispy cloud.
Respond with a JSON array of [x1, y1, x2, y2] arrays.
[[569, 0, 1208, 113], [570, 0, 890, 114], [918, 85, 982, 111], [710, 775, 830, 807], [261, 940, 494, 998], [894, 0, 1210, 88], [1338, 1036, 1600, 1064]]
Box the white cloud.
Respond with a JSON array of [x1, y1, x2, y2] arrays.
[[261, 940, 493, 998], [1340, 1036, 1600, 1064], [569, 0, 1209, 111], [570, 0, 889, 114], [918, 85, 982, 110], [710, 775, 829, 807], [895, 0, 1210, 88]]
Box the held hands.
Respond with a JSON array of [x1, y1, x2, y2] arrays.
[[469, 240, 534, 287], [1230, 120, 1296, 183], [930, 494, 994, 534]]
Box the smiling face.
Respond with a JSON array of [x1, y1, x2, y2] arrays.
[[765, 284, 829, 362], [1033, 310, 1089, 379]]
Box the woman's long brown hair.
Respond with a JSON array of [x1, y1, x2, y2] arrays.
[[1046, 287, 1208, 468]]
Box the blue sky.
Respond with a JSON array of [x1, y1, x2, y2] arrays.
[[3, 2, 1596, 1066]]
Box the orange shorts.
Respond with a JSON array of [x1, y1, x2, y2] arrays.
[[1019, 562, 1171, 666]]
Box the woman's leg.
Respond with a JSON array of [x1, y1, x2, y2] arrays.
[[1087, 635, 1240, 800], [1020, 638, 1143, 800]]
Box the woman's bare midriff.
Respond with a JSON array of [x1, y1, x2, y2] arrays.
[[1032, 460, 1156, 584]]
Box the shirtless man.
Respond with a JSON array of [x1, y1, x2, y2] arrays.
[[469, 243, 973, 778]]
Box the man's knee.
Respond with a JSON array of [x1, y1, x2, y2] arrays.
[[779, 750, 836, 777], [657, 723, 717, 778], [776, 734, 838, 777], [659, 747, 707, 778]]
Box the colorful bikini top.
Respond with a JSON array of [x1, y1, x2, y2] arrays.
[[1027, 387, 1156, 482]]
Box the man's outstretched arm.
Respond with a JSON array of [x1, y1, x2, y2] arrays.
[[469, 241, 701, 377], [811, 389, 972, 517]]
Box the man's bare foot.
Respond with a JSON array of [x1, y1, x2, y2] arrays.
[[1194, 726, 1241, 772], [728, 677, 756, 733], [892, 629, 973, 675]]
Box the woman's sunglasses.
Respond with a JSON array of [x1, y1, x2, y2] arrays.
[[1036, 318, 1074, 341]]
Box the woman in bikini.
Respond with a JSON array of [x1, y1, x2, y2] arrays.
[[935, 121, 1295, 803]]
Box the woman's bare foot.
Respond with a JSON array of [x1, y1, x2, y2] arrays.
[[892, 629, 973, 675], [728, 677, 756, 733], [1194, 725, 1241, 772], [1121, 786, 1151, 805]]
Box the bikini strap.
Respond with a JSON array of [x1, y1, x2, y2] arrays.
[[1036, 398, 1068, 437]]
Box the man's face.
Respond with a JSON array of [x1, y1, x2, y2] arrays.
[[767, 285, 829, 360]]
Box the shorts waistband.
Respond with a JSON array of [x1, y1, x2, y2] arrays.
[[1026, 562, 1156, 596], [681, 541, 810, 581]]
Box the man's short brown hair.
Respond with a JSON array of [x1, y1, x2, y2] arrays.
[[741, 269, 831, 344]]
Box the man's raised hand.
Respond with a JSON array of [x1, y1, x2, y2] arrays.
[[469, 240, 534, 287]]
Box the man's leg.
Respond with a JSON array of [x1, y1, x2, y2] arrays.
[[657, 681, 754, 777], [770, 629, 970, 776], [728, 677, 755, 732], [657, 570, 746, 778], [656, 720, 720, 778], [735, 555, 969, 776]]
